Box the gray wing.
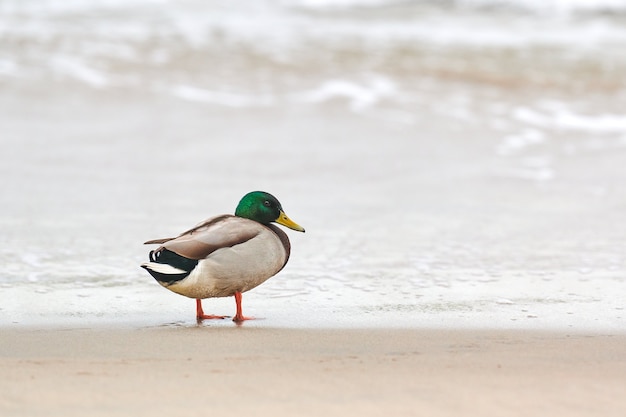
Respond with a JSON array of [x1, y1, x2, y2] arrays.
[[144, 215, 260, 260]]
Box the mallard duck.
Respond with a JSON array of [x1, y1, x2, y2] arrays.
[[141, 191, 305, 323]]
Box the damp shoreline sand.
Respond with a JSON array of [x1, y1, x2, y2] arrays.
[[2, 3, 626, 416], [1, 326, 624, 417]]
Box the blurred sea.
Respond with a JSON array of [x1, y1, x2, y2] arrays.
[[1, 0, 625, 330]]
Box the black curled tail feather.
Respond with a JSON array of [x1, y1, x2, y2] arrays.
[[151, 248, 199, 272], [142, 248, 199, 284]]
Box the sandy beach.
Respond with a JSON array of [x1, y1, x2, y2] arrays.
[[1, 2, 626, 416], [1, 326, 624, 416]]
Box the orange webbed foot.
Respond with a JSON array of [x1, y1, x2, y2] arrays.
[[195, 299, 227, 322]]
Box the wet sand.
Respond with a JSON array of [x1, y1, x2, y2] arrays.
[[1, 326, 624, 416], [2, 3, 626, 416]]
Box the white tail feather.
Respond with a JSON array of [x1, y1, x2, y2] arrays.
[[141, 262, 187, 275]]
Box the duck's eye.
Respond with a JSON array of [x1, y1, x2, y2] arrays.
[[263, 200, 271, 207]]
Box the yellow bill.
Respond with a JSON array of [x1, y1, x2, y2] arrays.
[[276, 211, 305, 232]]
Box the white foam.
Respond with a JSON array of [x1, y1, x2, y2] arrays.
[[554, 111, 626, 134], [495, 298, 515, 305], [0, 0, 168, 16], [497, 129, 545, 155], [287, 0, 626, 13], [284, 0, 402, 9], [295, 76, 396, 111], [3, 0, 624, 54], [50, 56, 108, 88], [514, 107, 626, 134], [4, 0, 624, 16], [170, 85, 274, 108], [458, 0, 626, 15]]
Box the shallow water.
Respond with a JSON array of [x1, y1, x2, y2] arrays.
[[1, 0, 625, 330]]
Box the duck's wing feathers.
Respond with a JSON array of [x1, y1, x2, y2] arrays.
[[143, 215, 233, 245], [144, 214, 260, 260], [143, 237, 173, 245]]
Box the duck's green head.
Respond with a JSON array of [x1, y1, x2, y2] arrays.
[[235, 191, 305, 232]]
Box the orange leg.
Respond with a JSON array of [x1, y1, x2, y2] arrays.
[[196, 299, 228, 321], [232, 291, 255, 323]]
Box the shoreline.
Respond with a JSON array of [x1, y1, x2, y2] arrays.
[[1, 326, 625, 416]]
